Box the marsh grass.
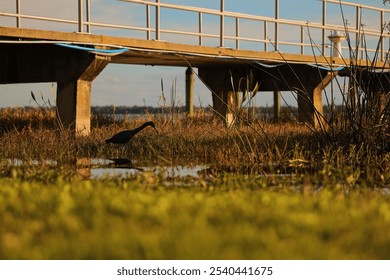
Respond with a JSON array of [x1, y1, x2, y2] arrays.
[[0, 108, 388, 185], [0, 107, 311, 166]]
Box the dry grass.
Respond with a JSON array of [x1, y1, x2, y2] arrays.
[[0, 109, 310, 166], [0, 108, 388, 183]]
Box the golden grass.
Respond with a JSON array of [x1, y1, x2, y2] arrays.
[[0, 108, 388, 183]]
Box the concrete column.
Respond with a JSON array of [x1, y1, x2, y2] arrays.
[[56, 55, 109, 136], [210, 84, 236, 126], [198, 67, 239, 126], [185, 67, 195, 117], [57, 80, 92, 136], [0, 43, 109, 136], [250, 63, 337, 128], [297, 72, 335, 129], [297, 87, 323, 128], [273, 90, 281, 122]]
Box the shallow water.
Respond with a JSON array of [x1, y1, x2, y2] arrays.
[[4, 158, 389, 194], [5, 158, 208, 179], [90, 164, 207, 179]]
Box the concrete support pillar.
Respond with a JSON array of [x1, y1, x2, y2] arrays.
[[297, 72, 336, 129], [0, 43, 109, 136], [379, 91, 389, 121], [198, 67, 239, 126], [250, 64, 338, 128], [56, 56, 108, 136], [273, 90, 281, 122], [57, 80, 92, 135], [359, 70, 390, 124], [185, 67, 195, 117], [297, 87, 323, 128], [210, 84, 236, 126]]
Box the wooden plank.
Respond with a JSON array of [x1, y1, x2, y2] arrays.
[[0, 26, 388, 69]]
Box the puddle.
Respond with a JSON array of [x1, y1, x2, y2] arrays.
[[4, 158, 208, 179], [90, 165, 206, 179], [6, 158, 57, 167], [2, 158, 389, 194]]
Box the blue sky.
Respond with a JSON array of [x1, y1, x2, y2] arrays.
[[0, 0, 388, 109]]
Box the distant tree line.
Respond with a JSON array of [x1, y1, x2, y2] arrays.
[[91, 105, 190, 115]]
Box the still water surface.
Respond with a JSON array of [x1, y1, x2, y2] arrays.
[[6, 158, 207, 179]]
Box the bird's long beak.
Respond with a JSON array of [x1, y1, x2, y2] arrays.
[[153, 127, 159, 134]]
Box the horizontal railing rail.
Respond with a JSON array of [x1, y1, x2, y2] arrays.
[[0, 0, 389, 62]]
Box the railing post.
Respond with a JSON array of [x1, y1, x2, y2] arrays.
[[78, 0, 83, 32], [264, 22, 268, 51], [322, 0, 327, 55], [301, 26, 305, 55], [16, 0, 21, 27], [199, 12, 203, 46], [356, 5, 361, 58], [275, 0, 279, 51], [220, 0, 224, 47], [155, 0, 160, 40], [381, 10, 384, 62], [236, 18, 240, 49], [146, 4, 151, 40], [86, 0, 91, 33]]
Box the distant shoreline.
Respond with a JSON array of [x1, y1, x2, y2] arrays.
[[0, 105, 344, 120]]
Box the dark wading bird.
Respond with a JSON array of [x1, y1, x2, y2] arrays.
[[105, 121, 158, 144]]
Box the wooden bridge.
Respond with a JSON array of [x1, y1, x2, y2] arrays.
[[1, 0, 389, 135]]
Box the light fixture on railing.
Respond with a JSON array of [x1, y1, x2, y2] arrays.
[[328, 30, 346, 58]]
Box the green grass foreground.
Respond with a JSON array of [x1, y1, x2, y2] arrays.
[[1, 175, 390, 259]]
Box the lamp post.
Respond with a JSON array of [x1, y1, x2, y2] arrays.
[[328, 30, 346, 58]]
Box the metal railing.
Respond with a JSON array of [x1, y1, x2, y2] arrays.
[[1, 0, 389, 61]]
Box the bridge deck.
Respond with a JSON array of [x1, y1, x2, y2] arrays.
[[1, 25, 388, 135], [1, 26, 386, 69]]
